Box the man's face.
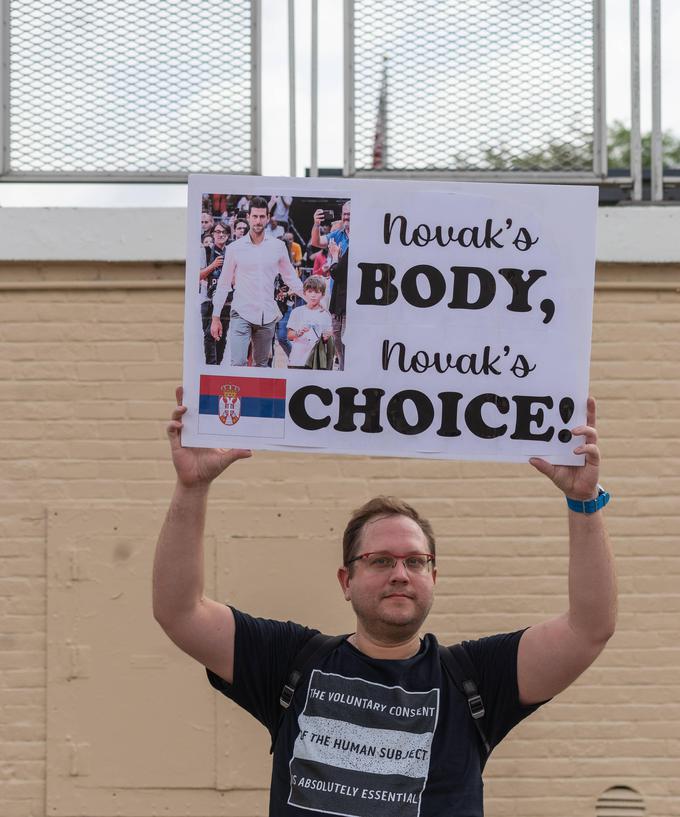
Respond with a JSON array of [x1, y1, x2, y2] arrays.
[[212, 226, 228, 248], [248, 207, 269, 235], [341, 202, 351, 233], [234, 222, 247, 238], [200, 213, 213, 231], [337, 515, 436, 640]]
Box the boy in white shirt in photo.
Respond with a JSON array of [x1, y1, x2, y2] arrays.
[[286, 276, 333, 368]]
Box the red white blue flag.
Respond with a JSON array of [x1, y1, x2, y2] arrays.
[[198, 375, 286, 438]]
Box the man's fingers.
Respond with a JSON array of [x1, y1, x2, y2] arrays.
[[166, 419, 183, 443], [169, 391, 187, 445], [573, 443, 600, 464], [571, 424, 598, 444], [529, 457, 555, 478], [586, 395, 597, 429], [223, 448, 253, 465]]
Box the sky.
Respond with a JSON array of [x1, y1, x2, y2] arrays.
[[260, 0, 680, 176], [0, 0, 677, 206]]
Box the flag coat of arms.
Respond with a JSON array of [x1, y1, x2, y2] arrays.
[[198, 375, 286, 438], [218, 384, 241, 426]]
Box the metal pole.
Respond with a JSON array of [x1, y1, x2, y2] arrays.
[[630, 0, 642, 201], [310, 0, 318, 177], [250, 0, 262, 175], [383, 56, 388, 169], [343, 0, 354, 176], [650, 0, 662, 201], [592, 0, 607, 178], [0, 0, 10, 175], [288, 0, 297, 176]]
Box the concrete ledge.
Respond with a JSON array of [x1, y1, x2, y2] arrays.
[[0, 207, 187, 262], [0, 205, 678, 263], [596, 207, 680, 263]]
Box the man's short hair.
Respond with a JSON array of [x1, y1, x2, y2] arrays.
[[303, 275, 326, 294], [342, 496, 436, 567], [249, 196, 269, 213]]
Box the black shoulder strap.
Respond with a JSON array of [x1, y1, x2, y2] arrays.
[[271, 632, 348, 753], [439, 643, 491, 762]]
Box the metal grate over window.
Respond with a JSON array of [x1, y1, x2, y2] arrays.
[[350, 0, 597, 175], [8, 0, 255, 178]]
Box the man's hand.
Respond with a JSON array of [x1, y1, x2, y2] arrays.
[[313, 208, 324, 226], [327, 238, 341, 263], [167, 386, 251, 486], [210, 316, 223, 341], [529, 396, 599, 500], [199, 257, 223, 281]]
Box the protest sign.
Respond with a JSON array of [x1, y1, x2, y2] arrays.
[[182, 175, 597, 464]]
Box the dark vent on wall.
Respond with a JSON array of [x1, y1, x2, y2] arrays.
[[596, 786, 645, 817]]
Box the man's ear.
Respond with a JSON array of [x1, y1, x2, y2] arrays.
[[337, 566, 351, 601]]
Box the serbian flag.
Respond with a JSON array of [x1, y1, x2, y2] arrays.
[[197, 374, 286, 438]]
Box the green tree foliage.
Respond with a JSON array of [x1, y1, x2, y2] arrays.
[[454, 121, 680, 171], [608, 119, 680, 169], [454, 137, 592, 172]]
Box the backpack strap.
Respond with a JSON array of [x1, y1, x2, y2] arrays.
[[272, 632, 348, 752], [439, 643, 491, 762]]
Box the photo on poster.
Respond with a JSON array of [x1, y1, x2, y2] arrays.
[[193, 191, 351, 372], [183, 175, 598, 465]]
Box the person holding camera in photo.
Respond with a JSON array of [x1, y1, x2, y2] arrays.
[[198, 223, 231, 365], [310, 201, 351, 370]]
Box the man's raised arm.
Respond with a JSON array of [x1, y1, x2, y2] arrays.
[[152, 387, 251, 683], [517, 396, 617, 705], [309, 208, 329, 250]]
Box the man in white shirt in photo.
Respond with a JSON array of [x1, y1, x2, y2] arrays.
[[210, 196, 304, 367]]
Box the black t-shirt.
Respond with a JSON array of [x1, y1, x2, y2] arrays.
[[207, 609, 543, 817]]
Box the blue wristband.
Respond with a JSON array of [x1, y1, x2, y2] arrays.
[[566, 485, 610, 514]]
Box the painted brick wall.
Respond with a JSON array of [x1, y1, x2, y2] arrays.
[[0, 260, 678, 817]]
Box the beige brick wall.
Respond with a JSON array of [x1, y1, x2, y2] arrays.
[[0, 260, 678, 817]]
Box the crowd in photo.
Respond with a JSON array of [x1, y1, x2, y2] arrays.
[[198, 193, 351, 370]]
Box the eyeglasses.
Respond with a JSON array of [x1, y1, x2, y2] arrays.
[[346, 551, 435, 574]]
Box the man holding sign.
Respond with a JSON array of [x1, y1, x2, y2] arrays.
[[153, 389, 615, 817]]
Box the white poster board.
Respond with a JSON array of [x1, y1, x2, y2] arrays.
[[182, 175, 597, 464]]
